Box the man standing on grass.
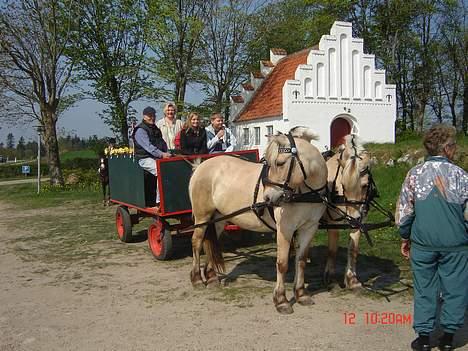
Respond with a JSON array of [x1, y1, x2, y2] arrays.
[[397, 124, 468, 351]]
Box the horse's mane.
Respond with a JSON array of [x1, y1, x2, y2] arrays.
[[264, 127, 319, 170], [341, 134, 365, 158]]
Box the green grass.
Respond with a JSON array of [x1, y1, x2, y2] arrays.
[[61, 149, 97, 160], [0, 183, 99, 209]]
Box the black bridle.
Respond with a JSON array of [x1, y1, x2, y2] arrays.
[[261, 133, 324, 203]]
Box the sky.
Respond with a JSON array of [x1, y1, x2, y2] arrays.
[[0, 84, 205, 145]]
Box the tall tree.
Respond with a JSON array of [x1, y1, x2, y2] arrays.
[[6, 133, 14, 149], [68, 0, 152, 143], [0, 0, 76, 185], [147, 0, 208, 110], [200, 0, 256, 118], [16, 136, 26, 158]]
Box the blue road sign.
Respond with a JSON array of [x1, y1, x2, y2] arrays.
[[22, 165, 31, 174]]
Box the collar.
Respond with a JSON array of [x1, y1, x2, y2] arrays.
[[425, 155, 452, 164]]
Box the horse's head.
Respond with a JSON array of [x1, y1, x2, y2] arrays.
[[335, 135, 374, 220], [263, 126, 327, 205]]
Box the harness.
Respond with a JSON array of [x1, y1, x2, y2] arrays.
[[185, 133, 394, 246], [320, 136, 394, 246]]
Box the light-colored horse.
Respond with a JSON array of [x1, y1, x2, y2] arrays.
[[323, 135, 372, 288], [189, 127, 327, 314]]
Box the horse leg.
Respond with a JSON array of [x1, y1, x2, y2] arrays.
[[203, 221, 223, 288], [273, 229, 293, 314], [345, 229, 362, 289], [324, 229, 339, 285], [294, 223, 318, 306], [191, 224, 208, 288]]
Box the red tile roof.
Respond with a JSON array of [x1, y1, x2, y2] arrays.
[[271, 48, 287, 55], [237, 48, 311, 122], [231, 95, 244, 103], [242, 82, 254, 91]]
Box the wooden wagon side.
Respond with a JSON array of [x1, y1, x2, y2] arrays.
[[108, 150, 259, 260]]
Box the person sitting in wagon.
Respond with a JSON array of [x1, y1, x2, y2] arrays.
[[156, 101, 184, 151], [206, 112, 237, 153], [180, 112, 208, 155], [133, 106, 172, 213]]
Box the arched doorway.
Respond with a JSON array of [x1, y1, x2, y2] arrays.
[[330, 117, 351, 148]]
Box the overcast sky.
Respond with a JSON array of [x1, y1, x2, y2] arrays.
[[0, 84, 204, 145]]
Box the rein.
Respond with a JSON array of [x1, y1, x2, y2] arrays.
[[183, 133, 394, 245]]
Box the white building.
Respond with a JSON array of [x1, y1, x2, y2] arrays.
[[230, 21, 396, 154]]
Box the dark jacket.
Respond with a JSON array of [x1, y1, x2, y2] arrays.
[[180, 127, 208, 155], [133, 122, 168, 160]]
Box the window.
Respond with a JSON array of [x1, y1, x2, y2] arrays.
[[243, 128, 249, 145], [266, 125, 273, 136], [254, 127, 260, 145]]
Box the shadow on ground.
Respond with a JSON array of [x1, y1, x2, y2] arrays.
[[221, 232, 402, 297]]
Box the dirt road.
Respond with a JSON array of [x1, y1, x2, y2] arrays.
[[0, 200, 466, 351]]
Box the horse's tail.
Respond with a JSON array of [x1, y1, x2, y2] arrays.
[[203, 224, 225, 273], [188, 157, 202, 172]]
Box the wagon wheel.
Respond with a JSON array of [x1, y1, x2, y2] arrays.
[[148, 218, 173, 260], [115, 206, 132, 243]]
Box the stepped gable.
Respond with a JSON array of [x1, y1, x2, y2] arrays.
[[237, 48, 311, 122]]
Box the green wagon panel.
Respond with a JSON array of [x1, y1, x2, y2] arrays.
[[108, 156, 147, 208], [158, 150, 259, 215]]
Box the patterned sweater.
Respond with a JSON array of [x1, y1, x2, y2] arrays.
[[397, 156, 468, 251]]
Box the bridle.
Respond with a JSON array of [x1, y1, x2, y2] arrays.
[[328, 136, 378, 222], [261, 132, 324, 203]]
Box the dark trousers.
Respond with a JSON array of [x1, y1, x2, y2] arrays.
[[411, 247, 468, 335]]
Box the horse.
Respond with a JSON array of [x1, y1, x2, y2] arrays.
[[322, 135, 374, 289], [188, 126, 328, 314]]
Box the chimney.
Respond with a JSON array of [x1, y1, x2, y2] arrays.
[[270, 48, 287, 65]]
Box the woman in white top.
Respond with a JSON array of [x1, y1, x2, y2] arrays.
[[156, 102, 184, 150]]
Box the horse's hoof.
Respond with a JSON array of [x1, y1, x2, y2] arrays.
[[190, 271, 204, 289], [275, 303, 294, 314], [345, 276, 362, 289], [296, 294, 315, 306], [206, 276, 220, 289]]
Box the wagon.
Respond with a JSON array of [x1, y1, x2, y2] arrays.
[[108, 150, 259, 260]]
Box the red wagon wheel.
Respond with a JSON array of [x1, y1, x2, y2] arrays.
[[115, 206, 133, 243], [148, 218, 173, 260]]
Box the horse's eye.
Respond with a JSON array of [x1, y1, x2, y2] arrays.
[[276, 160, 287, 167]]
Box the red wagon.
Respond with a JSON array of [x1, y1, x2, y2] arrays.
[[108, 150, 259, 260]]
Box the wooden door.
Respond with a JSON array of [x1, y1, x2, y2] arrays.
[[330, 117, 351, 148]]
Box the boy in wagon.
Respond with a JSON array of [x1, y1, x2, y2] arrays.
[[133, 106, 172, 213]]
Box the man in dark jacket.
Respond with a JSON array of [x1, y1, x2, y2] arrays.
[[133, 106, 172, 212], [397, 124, 467, 351]]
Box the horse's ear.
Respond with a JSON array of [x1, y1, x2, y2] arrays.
[[289, 126, 319, 142]]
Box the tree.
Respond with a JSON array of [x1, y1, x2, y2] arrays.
[[16, 136, 26, 158], [6, 133, 14, 149], [0, 0, 77, 185], [68, 0, 152, 144], [200, 0, 256, 119], [147, 0, 209, 110]]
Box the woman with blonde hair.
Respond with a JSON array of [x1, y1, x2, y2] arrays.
[[156, 102, 184, 150], [180, 112, 208, 155]]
